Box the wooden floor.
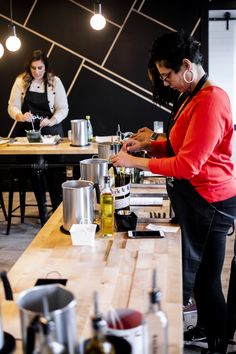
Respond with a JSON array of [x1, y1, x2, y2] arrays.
[[0, 192, 42, 272], [0, 191, 235, 354]]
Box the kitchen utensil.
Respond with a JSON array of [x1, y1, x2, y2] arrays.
[[62, 180, 95, 232], [17, 284, 77, 354], [70, 119, 88, 146], [80, 158, 108, 188], [26, 130, 42, 143]]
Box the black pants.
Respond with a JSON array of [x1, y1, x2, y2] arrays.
[[167, 178, 236, 353], [194, 197, 236, 353]]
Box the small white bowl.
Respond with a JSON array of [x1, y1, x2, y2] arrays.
[[69, 224, 97, 246]]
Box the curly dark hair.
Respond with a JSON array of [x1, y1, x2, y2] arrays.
[[150, 29, 204, 73], [148, 57, 180, 107]]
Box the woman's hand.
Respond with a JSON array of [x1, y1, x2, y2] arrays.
[[122, 138, 152, 153], [40, 117, 56, 128], [111, 151, 150, 170], [16, 112, 32, 122], [122, 138, 142, 152], [111, 150, 137, 168], [131, 127, 153, 141]]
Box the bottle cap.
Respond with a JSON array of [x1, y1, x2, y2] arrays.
[[104, 175, 110, 183], [150, 288, 161, 304]]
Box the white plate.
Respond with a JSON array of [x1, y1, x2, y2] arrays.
[[7, 136, 60, 146]]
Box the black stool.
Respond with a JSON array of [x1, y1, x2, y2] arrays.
[[6, 168, 51, 235], [0, 191, 7, 220]]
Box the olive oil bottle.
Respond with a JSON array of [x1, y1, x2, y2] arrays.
[[100, 176, 114, 237]]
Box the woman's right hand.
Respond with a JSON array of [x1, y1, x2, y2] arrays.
[[16, 112, 32, 122]]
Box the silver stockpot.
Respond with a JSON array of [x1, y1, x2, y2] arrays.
[[70, 119, 88, 146], [17, 284, 77, 354], [80, 158, 108, 188], [62, 180, 94, 231]]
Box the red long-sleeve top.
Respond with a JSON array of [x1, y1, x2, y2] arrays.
[[148, 86, 236, 203]]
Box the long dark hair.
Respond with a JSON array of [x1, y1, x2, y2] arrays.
[[21, 49, 54, 89]]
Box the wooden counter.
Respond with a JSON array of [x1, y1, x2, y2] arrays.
[[0, 139, 98, 155], [2, 205, 183, 354]]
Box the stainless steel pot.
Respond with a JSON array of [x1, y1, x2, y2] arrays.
[[62, 180, 94, 231], [70, 119, 88, 146], [17, 284, 77, 354], [80, 158, 108, 188]]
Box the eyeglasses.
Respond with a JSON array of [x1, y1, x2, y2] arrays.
[[159, 70, 173, 81]]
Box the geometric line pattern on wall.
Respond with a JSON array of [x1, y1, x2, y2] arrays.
[[0, 0, 208, 137]]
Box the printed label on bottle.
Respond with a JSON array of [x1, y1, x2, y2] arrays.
[[115, 195, 130, 210], [113, 184, 130, 197]]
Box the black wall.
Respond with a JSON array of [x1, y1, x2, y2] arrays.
[[0, 0, 209, 138]]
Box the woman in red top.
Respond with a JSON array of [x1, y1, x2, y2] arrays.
[[111, 30, 236, 354]]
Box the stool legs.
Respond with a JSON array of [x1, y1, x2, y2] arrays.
[[0, 191, 7, 221], [6, 175, 16, 235], [31, 169, 48, 226], [6, 169, 48, 234]]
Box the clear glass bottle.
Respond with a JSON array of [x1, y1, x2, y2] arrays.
[[116, 123, 122, 143], [100, 176, 114, 237], [86, 115, 93, 143], [84, 292, 115, 354], [143, 269, 168, 354]]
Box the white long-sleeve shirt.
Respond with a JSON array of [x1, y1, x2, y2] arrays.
[[8, 75, 69, 124]]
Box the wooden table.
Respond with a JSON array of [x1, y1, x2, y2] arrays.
[[0, 138, 98, 155], [1, 204, 183, 354]]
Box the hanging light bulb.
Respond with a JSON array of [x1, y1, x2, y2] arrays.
[[5, 0, 21, 52], [6, 24, 21, 52], [0, 43, 4, 58], [90, 0, 106, 31]]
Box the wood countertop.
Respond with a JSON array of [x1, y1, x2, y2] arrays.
[[2, 204, 183, 354], [0, 138, 98, 155]]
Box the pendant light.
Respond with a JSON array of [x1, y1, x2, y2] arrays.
[[0, 43, 4, 58], [90, 0, 106, 31], [5, 0, 21, 52]]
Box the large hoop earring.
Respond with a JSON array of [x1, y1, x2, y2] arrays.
[[183, 69, 195, 83]]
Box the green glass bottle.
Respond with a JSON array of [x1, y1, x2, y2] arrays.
[[84, 292, 115, 354]]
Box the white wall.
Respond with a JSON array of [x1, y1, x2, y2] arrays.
[[209, 10, 236, 124]]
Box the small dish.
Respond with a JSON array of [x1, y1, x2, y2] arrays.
[[26, 130, 42, 143]]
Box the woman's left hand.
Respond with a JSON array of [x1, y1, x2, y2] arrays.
[[40, 117, 54, 128], [111, 151, 136, 168]]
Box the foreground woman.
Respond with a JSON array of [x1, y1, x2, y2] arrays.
[[111, 30, 236, 354]]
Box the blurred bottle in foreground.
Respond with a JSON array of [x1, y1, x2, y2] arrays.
[[143, 269, 168, 354], [86, 115, 93, 143], [84, 292, 115, 354], [100, 176, 115, 237]]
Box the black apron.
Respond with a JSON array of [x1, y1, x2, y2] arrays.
[[165, 74, 236, 304], [20, 82, 64, 136]]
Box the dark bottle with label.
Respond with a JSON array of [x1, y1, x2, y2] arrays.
[[114, 167, 131, 212], [84, 292, 115, 354]]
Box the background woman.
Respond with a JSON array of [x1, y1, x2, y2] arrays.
[[8, 49, 68, 136], [7, 50, 69, 215]]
